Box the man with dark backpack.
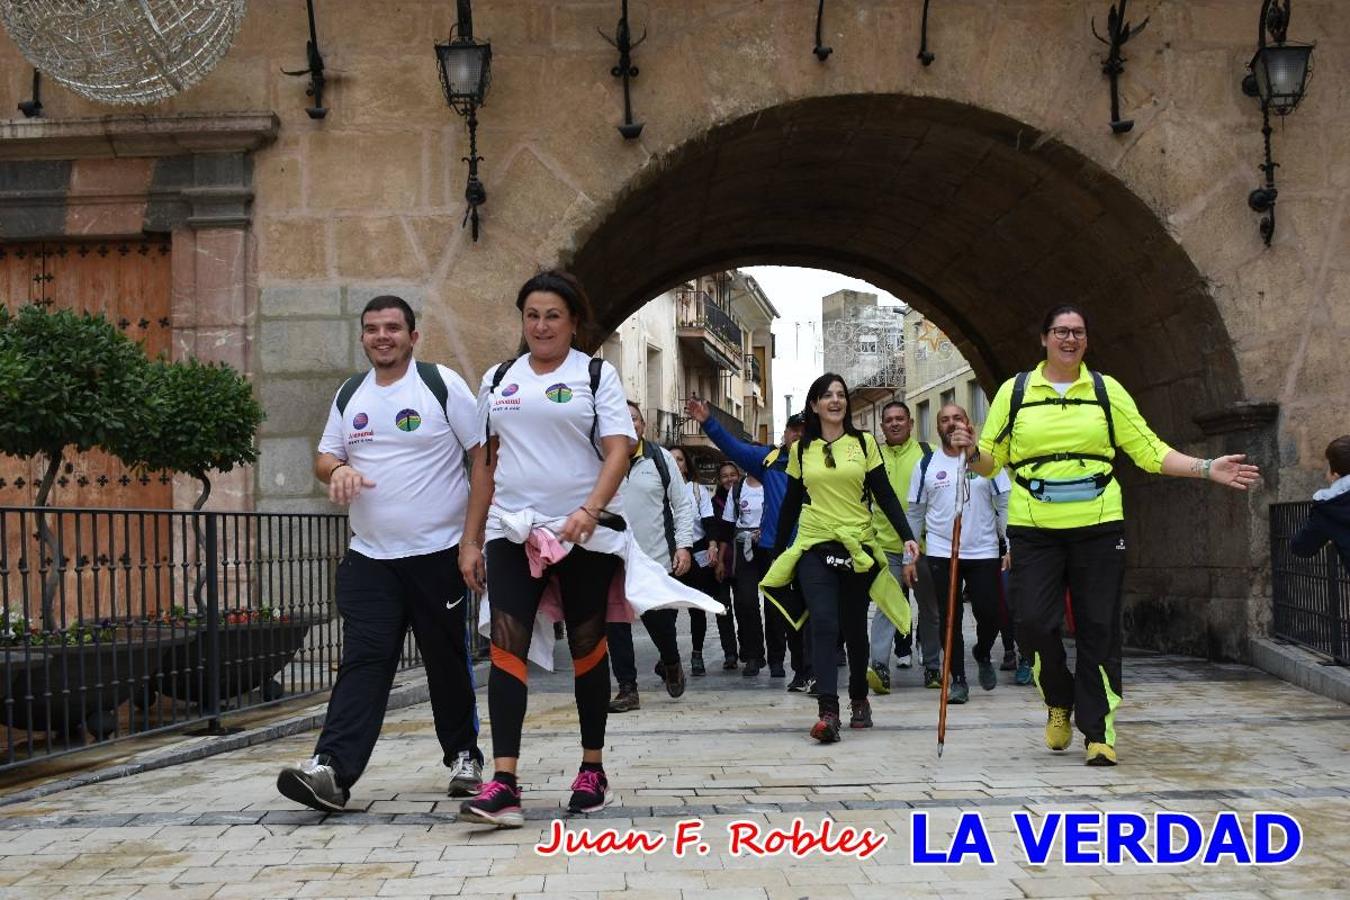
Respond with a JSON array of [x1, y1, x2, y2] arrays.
[[277, 295, 484, 812], [607, 402, 695, 712]]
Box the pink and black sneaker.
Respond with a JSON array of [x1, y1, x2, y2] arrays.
[[458, 778, 523, 828], [567, 767, 612, 814]]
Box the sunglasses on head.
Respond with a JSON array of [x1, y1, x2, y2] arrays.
[[823, 442, 836, 468]]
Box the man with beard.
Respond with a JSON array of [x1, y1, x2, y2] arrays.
[[278, 295, 483, 811], [903, 404, 1011, 704]]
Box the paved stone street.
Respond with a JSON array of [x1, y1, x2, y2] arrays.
[[2, 621, 1349, 899]]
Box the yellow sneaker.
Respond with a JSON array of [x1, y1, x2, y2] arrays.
[[1045, 706, 1072, 751], [1085, 741, 1117, 766]]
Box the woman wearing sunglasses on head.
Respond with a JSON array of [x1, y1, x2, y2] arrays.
[[761, 373, 920, 743]]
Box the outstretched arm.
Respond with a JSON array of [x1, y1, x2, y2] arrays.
[[1159, 452, 1260, 490]]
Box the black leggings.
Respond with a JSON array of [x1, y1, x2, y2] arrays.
[[796, 550, 873, 708], [485, 539, 619, 759]]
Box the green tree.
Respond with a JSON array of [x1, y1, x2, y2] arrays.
[[130, 358, 264, 510], [0, 304, 154, 624]]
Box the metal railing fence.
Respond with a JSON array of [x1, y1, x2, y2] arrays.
[[1269, 501, 1349, 665], [0, 506, 486, 772]]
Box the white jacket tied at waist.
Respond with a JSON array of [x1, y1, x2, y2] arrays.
[[478, 506, 726, 671]]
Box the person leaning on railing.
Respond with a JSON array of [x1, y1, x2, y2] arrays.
[[1290, 435, 1350, 573]]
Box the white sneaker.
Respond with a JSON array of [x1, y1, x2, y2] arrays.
[[277, 754, 348, 812], [896, 653, 913, 669], [447, 750, 483, 797]]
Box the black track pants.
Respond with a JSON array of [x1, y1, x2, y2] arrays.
[[1008, 522, 1126, 746], [925, 556, 1002, 681], [796, 550, 872, 705], [316, 547, 480, 789]]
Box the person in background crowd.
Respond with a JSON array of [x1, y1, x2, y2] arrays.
[[606, 401, 695, 712], [709, 460, 743, 669], [669, 446, 721, 676], [278, 295, 483, 812], [904, 403, 1011, 705], [687, 400, 813, 690]]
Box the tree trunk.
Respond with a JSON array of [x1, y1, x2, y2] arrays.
[[34, 452, 62, 628]]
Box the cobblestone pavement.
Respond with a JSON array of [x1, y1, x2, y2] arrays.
[[1, 618, 1349, 899]]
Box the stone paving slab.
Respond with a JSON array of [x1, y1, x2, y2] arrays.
[[1, 622, 1348, 898]]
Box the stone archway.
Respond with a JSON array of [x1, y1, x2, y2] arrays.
[[566, 93, 1252, 658]]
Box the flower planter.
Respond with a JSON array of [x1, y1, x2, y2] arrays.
[[160, 615, 318, 705], [1, 624, 193, 738]]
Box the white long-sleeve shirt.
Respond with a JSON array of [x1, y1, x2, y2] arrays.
[[906, 448, 1010, 560], [620, 441, 694, 572]]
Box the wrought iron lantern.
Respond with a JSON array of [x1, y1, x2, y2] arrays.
[[1240, 0, 1314, 246], [435, 0, 492, 241]]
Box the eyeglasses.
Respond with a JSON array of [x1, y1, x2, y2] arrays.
[[823, 442, 836, 469], [1048, 326, 1087, 340]]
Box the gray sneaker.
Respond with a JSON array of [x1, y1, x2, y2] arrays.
[[948, 679, 970, 705], [277, 754, 348, 812], [447, 750, 483, 798]]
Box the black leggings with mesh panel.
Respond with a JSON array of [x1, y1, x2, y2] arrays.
[[484, 538, 619, 759]]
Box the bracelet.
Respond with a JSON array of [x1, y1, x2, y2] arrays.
[[330, 461, 349, 478], [579, 506, 600, 521], [1200, 458, 1213, 480], [463, 538, 482, 548]]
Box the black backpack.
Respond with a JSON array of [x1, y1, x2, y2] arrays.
[[336, 361, 449, 420], [910, 442, 940, 504], [995, 369, 1118, 475], [485, 355, 604, 463], [631, 439, 676, 560]]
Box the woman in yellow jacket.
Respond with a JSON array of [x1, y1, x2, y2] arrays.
[[762, 373, 919, 743], [951, 305, 1259, 766]]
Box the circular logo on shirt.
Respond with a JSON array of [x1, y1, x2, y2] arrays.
[[351, 412, 369, 430], [936, 470, 948, 481], [395, 408, 422, 432], [544, 383, 573, 403], [501, 383, 519, 397]]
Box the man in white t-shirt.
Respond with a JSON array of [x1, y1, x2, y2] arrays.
[[724, 473, 768, 676], [904, 403, 1011, 705], [277, 295, 483, 813]]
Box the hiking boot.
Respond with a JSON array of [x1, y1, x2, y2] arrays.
[[277, 754, 348, 813], [691, 653, 706, 676], [458, 778, 523, 828], [977, 660, 998, 691], [662, 660, 687, 698], [810, 711, 842, 743], [608, 683, 640, 713], [723, 655, 739, 670], [742, 659, 763, 677], [948, 678, 969, 704], [896, 653, 913, 670], [849, 698, 873, 729], [1015, 658, 1033, 686], [1045, 706, 1073, 751], [786, 674, 809, 692], [1000, 649, 1017, 671], [1085, 741, 1118, 767], [923, 668, 942, 689], [568, 767, 612, 814], [770, 664, 786, 678], [447, 751, 482, 798], [866, 662, 891, 695]]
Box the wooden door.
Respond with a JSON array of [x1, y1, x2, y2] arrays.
[[0, 239, 174, 510]]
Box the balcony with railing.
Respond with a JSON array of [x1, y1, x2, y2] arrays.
[[645, 409, 682, 448], [680, 398, 747, 443], [676, 289, 744, 372]]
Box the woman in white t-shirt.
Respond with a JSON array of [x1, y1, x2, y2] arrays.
[[670, 447, 720, 675], [457, 271, 634, 827]]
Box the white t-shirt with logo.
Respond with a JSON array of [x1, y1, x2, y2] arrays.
[[906, 450, 1011, 559], [723, 480, 765, 531], [477, 349, 635, 520], [686, 480, 714, 567], [318, 360, 478, 560]]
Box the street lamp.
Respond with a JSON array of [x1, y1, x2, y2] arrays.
[[1240, 0, 1314, 246], [435, 0, 492, 241]]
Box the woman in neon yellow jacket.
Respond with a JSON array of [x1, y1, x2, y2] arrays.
[[950, 304, 1259, 767], [761, 372, 920, 743]]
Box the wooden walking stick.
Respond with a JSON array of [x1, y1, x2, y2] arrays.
[[937, 455, 971, 758]]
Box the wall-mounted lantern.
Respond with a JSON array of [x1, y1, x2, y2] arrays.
[[1241, 0, 1314, 245], [813, 0, 832, 61], [17, 68, 42, 117], [1091, 0, 1148, 133], [435, 0, 493, 241], [917, 0, 935, 66], [282, 0, 328, 119], [600, 0, 647, 139]]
